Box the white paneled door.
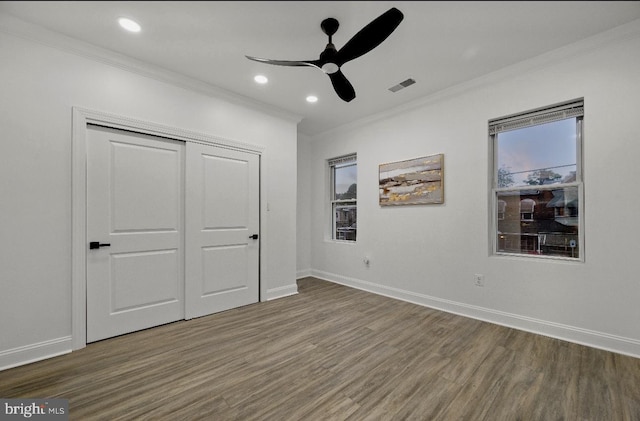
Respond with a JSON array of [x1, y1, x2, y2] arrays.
[[86, 125, 260, 343], [86, 126, 185, 342], [185, 142, 259, 319]]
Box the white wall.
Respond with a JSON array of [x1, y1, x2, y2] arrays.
[[296, 133, 312, 278], [303, 20, 640, 357], [0, 18, 299, 369]]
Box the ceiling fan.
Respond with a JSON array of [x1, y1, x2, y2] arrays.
[[245, 7, 404, 102]]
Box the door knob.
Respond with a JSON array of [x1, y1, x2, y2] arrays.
[[249, 234, 259, 240], [89, 241, 111, 250]]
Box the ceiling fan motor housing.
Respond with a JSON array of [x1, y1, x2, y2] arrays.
[[320, 42, 339, 74]]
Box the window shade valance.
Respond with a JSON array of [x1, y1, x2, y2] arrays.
[[328, 154, 357, 167], [489, 99, 583, 135]]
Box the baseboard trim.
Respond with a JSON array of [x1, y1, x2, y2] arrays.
[[310, 270, 640, 359], [296, 269, 312, 279], [265, 284, 298, 301], [0, 336, 72, 371]]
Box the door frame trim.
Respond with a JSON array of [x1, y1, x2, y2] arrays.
[[71, 106, 264, 350]]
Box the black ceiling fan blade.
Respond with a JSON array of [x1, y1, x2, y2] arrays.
[[328, 70, 356, 102], [245, 55, 322, 70], [334, 7, 404, 67]]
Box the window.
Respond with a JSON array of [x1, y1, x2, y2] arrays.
[[497, 200, 506, 220], [490, 99, 583, 259], [520, 199, 535, 221], [329, 154, 357, 241]]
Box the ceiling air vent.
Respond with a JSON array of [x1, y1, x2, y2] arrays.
[[388, 78, 416, 93]]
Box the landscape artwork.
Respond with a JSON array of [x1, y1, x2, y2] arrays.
[[379, 154, 444, 206]]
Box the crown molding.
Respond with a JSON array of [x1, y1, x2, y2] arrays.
[[0, 13, 303, 125], [312, 18, 640, 141]]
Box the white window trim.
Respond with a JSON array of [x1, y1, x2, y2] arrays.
[[489, 99, 585, 262], [329, 154, 357, 242]]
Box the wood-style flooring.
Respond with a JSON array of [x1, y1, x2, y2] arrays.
[[1, 277, 639, 420]]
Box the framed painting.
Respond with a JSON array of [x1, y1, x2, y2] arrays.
[[379, 154, 444, 206]]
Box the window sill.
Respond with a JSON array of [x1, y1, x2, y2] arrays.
[[492, 252, 583, 263], [325, 239, 357, 245]]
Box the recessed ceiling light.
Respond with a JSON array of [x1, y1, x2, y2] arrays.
[[254, 75, 268, 84], [306, 95, 318, 103], [118, 17, 141, 33]]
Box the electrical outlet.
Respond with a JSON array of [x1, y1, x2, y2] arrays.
[[474, 274, 484, 287]]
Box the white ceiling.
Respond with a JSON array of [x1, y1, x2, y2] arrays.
[[2, 1, 640, 136]]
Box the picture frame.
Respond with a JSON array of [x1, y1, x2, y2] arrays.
[[379, 154, 444, 206]]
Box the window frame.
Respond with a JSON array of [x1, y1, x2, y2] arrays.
[[489, 99, 584, 261], [329, 154, 357, 242]]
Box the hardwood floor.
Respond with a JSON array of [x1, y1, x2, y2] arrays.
[[2, 277, 639, 420]]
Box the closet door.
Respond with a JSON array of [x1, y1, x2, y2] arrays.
[[185, 142, 259, 319], [86, 126, 185, 342]]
